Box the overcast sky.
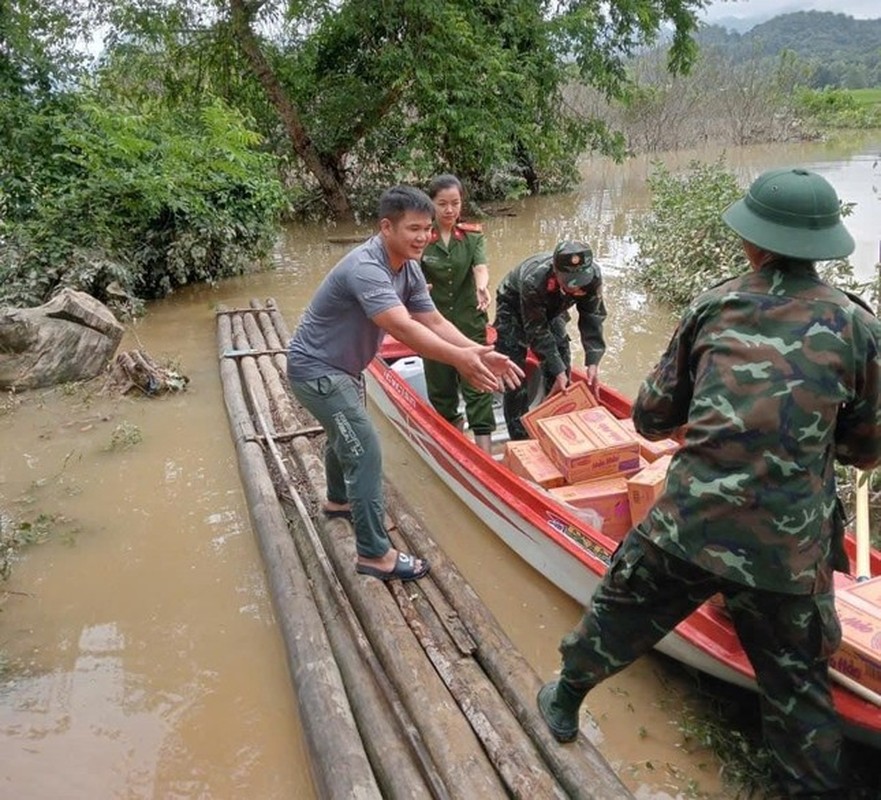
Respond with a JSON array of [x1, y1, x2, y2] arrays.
[[701, 0, 880, 23]]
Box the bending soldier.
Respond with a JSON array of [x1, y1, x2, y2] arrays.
[[493, 241, 607, 440]]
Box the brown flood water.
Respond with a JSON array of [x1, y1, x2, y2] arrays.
[[1, 135, 880, 799]]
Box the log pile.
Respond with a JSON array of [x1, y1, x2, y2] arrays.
[[216, 299, 632, 800]]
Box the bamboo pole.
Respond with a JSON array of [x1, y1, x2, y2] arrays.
[[217, 309, 381, 800], [855, 469, 872, 579]]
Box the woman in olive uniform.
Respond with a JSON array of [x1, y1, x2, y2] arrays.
[[420, 174, 495, 453]]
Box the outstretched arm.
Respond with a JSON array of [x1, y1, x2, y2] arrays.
[[375, 306, 522, 392]]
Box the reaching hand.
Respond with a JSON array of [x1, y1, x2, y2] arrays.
[[456, 346, 506, 393], [475, 285, 491, 312], [585, 364, 599, 395], [548, 371, 569, 396], [457, 346, 523, 392], [481, 349, 524, 390]]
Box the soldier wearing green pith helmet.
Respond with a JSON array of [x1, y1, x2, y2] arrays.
[[538, 168, 881, 798]]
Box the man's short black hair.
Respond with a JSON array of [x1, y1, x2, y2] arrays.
[[378, 185, 434, 223]]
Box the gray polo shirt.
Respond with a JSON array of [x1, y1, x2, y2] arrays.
[[288, 234, 435, 380]]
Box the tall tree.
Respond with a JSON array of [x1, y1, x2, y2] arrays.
[[32, 1, 708, 219]]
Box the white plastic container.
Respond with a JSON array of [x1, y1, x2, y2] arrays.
[[390, 356, 428, 400]]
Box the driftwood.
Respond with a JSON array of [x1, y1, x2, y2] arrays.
[[216, 298, 634, 800], [0, 289, 123, 390], [103, 349, 189, 396]]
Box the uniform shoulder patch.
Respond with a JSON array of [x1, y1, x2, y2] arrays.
[[705, 274, 740, 291], [456, 221, 483, 233]]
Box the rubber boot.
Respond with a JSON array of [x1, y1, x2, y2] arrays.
[[474, 434, 493, 455], [537, 679, 587, 743]]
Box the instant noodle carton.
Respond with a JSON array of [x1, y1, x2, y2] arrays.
[[626, 454, 673, 525], [548, 476, 632, 541], [522, 381, 598, 439], [535, 407, 641, 483], [830, 576, 881, 696], [617, 417, 681, 463], [503, 439, 566, 489]]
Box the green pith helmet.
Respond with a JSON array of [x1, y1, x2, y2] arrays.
[[552, 241, 596, 289], [722, 168, 854, 260]]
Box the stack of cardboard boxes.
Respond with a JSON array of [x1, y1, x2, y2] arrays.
[[503, 383, 680, 541], [830, 576, 881, 699]]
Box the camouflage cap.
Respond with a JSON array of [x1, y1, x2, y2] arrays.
[[722, 168, 854, 260], [552, 241, 596, 289]]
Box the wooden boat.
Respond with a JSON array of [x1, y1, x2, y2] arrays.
[[365, 337, 881, 750]]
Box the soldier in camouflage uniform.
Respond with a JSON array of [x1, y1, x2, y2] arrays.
[[537, 168, 881, 798], [493, 241, 607, 440]]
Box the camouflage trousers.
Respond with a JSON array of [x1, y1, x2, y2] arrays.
[[493, 305, 570, 440], [559, 532, 844, 798]]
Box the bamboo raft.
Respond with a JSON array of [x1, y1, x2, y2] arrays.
[[216, 299, 633, 800]]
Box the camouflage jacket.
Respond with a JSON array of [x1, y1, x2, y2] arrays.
[[494, 252, 607, 376], [633, 258, 881, 594]]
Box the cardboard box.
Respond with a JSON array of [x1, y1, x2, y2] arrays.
[[618, 418, 681, 462], [831, 577, 881, 696], [626, 454, 673, 524], [522, 381, 597, 439], [503, 440, 566, 489], [548, 476, 632, 541], [539, 406, 641, 483]]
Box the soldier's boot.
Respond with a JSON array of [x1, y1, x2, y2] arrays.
[[537, 679, 587, 743], [474, 434, 493, 455]]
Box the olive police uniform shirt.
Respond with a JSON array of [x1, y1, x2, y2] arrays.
[[420, 222, 488, 342]]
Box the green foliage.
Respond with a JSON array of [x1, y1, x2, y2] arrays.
[[794, 87, 881, 129], [1, 96, 287, 306], [630, 159, 746, 309]]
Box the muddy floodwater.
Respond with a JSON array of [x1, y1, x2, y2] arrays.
[[1, 136, 880, 799]]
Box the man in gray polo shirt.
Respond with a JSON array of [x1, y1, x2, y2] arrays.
[[288, 185, 522, 581]]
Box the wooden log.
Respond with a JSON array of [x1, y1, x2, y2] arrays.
[[389, 580, 571, 799], [319, 517, 510, 798], [235, 314, 448, 799], [384, 485, 634, 800], [217, 309, 382, 800]]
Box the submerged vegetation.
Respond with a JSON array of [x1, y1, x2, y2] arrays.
[[630, 157, 876, 313]]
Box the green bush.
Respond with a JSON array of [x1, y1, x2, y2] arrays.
[[630, 158, 746, 310], [0, 97, 287, 307], [794, 87, 881, 129]]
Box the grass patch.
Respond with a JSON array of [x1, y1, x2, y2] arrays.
[[667, 664, 881, 799], [847, 88, 881, 109]]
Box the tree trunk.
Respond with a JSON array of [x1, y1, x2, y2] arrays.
[[227, 0, 354, 221]]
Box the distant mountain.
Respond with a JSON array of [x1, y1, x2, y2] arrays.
[[702, 14, 773, 34], [702, 1, 881, 32], [696, 10, 881, 87]]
